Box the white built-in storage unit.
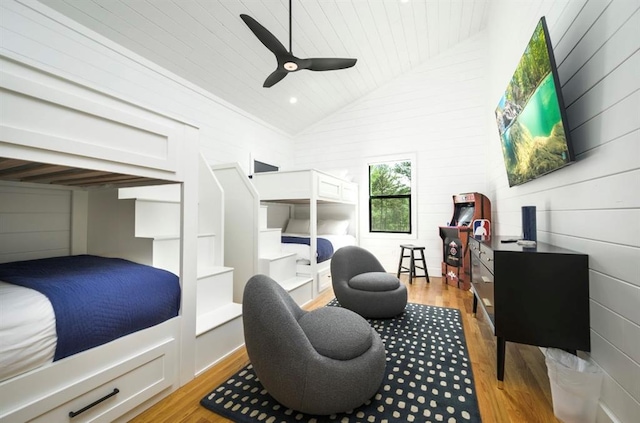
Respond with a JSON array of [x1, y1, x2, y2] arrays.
[[211, 164, 315, 305], [118, 158, 243, 378], [0, 55, 241, 422], [252, 169, 358, 296]]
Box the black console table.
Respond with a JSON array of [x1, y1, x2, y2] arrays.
[[469, 236, 590, 382]]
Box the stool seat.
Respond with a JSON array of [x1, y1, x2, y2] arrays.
[[397, 244, 430, 284]]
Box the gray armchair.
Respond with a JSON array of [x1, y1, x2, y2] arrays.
[[331, 246, 408, 318], [242, 274, 386, 415]]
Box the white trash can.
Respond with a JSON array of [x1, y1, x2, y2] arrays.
[[544, 348, 603, 423]]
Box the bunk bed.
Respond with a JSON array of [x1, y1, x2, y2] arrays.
[[281, 219, 357, 264], [252, 169, 358, 293], [0, 56, 199, 422]]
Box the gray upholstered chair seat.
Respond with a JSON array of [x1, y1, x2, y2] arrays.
[[298, 307, 373, 360], [349, 272, 401, 291], [243, 274, 386, 415], [332, 246, 408, 319]]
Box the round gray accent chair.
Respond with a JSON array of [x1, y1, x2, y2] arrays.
[[242, 274, 386, 415], [331, 245, 408, 318]]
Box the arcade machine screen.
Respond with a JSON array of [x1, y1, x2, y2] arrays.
[[452, 204, 475, 227]]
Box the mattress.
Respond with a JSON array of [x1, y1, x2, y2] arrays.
[[0, 255, 180, 382], [0, 281, 56, 381], [282, 233, 357, 264]]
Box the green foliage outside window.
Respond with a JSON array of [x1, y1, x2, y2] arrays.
[[369, 161, 411, 233]]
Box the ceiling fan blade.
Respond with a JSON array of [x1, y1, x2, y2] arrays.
[[263, 69, 288, 88], [305, 58, 357, 71], [240, 14, 288, 56]]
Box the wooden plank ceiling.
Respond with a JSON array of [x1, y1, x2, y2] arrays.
[[0, 158, 172, 188], [37, 0, 490, 135]]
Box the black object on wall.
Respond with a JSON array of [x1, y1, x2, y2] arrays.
[[522, 206, 537, 241]]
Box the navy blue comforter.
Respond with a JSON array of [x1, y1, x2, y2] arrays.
[[0, 255, 180, 361], [281, 236, 334, 263]]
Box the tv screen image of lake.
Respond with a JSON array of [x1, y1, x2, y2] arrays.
[[500, 71, 570, 187]]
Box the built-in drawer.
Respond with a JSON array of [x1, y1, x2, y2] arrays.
[[478, 243, 494, 273], [470, 239, 495, 326], [469, 238, 494, 273], [4, 337, 176, 423]]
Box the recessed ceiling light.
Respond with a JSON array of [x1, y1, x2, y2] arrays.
[[289, 97, 298, 104]]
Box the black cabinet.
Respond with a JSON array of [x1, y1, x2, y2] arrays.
[[470, 236, 590, 382]]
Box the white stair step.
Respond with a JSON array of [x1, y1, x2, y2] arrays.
[[279, 276, 313, 292], [259, 228, 282, 256], [152, 237, 180, 274], [259, 251, 297, 261], [195, 306, 244, 376], [119, 184, 181, 202], [296, 264, 312, 275], [259, 252, 297, 281], [197, 267, 234, 315], [259, 205, 268, 229], [198, 265, 233, 279], [149, 234, 220, 276], [134, 200, 180, 238], [197, 233, 218, 273], [196, 303, 243, 336], [280, 276, 313, 306]]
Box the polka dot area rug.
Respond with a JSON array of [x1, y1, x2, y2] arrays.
[[200, 302, 482, 423]]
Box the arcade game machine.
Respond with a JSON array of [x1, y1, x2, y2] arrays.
[[439, 192, 491, 289]]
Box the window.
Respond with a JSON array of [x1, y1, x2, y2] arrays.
[[254, 160, 279, 173], [369, 160, 411, 233]]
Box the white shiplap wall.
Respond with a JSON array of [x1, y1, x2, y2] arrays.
[[0, 182, 71, 263], [295, 0, 639, 421], [294, 33, 490, 272], [485, 1, 639, 423], [0, 0, 294, 174]]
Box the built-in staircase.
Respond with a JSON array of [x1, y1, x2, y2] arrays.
[[118, 155, 243, 376], [211, 163, 313, 306], [115, 160, 313, 378], [258, 205, 313, 305]]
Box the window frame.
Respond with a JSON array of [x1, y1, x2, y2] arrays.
[[366, 155, 416, 236]]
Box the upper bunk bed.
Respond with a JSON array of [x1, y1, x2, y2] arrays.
[[252, 168, 358, 204], [0, 55, 200, 422], [251, 169, 359, 294]]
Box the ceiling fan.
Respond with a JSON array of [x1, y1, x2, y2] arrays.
[[240, 0, 357, 88]]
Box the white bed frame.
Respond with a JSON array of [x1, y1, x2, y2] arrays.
[[252, 169, 358, 295], [0, 55, 200, 422]]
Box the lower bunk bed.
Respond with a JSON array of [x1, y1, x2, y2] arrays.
[[281, 218, 357, 292], [0, 255, 181, 423]]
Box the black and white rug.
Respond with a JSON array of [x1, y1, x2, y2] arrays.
[[201, 302, 482, 422]]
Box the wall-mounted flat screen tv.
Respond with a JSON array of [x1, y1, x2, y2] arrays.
[[495, 17, 575, 187]]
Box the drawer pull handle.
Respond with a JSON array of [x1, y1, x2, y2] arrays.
[[69, 388, 119, 418]]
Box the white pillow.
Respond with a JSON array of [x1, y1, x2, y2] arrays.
[[317, 219, 349, 235], [285, 218, 310, 234]]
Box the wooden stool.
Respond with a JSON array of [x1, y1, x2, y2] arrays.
[[397, 244, 430, 284]]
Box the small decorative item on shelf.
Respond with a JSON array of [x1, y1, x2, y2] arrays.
[[522, 206, 537, 241], [472, 219, 490, 240]]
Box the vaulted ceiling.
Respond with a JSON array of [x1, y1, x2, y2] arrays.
[[38, 0, 489, 135]]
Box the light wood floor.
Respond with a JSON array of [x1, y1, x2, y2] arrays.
[[130, 276, 560, 423]]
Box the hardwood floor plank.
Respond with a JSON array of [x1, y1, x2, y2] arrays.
[[129, 277, 559, 422]]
